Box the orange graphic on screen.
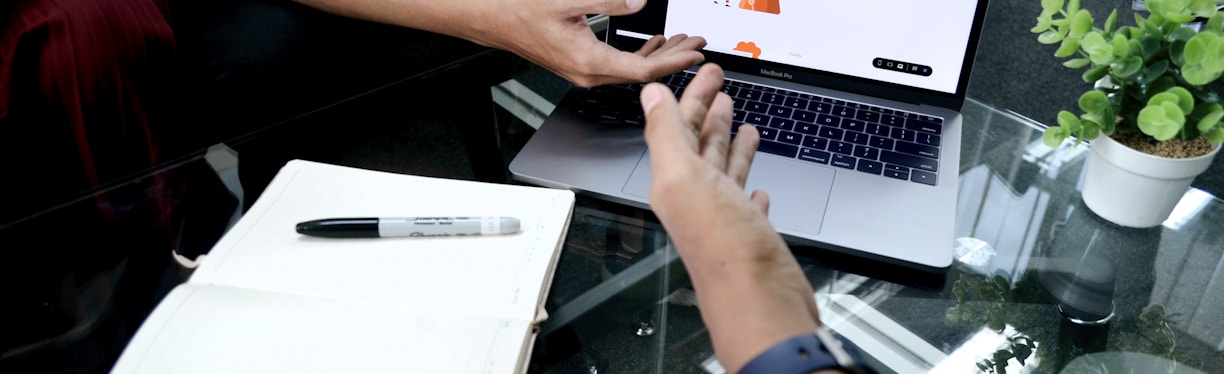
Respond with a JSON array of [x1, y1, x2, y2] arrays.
[[739, 0, 780, 14], [734, 41, 762, 59]]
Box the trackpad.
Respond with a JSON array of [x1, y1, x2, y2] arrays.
[[624, 152, 833, 235]]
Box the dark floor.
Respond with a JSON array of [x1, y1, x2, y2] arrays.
[[269, 0, 1221, 199]]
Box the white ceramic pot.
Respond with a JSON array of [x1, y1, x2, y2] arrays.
[[1081, 135, 1221, 228]]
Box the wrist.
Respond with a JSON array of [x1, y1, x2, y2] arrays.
[[737, 327, 876, 374]]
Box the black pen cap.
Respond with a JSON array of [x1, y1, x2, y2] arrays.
[[296, 218, 379, 238]]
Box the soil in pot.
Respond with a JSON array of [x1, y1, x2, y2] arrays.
[[1110, 129, 1215, 159]]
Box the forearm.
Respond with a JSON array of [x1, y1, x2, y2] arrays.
[[672, 214, 822, 372]]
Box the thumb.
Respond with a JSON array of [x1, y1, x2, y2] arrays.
[[578, 0, 647, 16]]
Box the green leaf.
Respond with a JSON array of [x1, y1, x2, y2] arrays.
[[1044, 126, 1070, 147], [1141, 16, 1166, 39], [1209, 13, 1224, 33], [1140, 61, 1171, 84], [1195, 103, 1224, 132], [1204, 35, 1224, 72], [1105, 9, 1118, 34], [1082, 65, 1110, 82], [1172, 39, 1189, 67], [1112, 33, 1131, 58], [1070, 9, 1093, 38], [1166, 86, 1195, 113], [1113, 56, 1145, 78], [1139, 101, 1187, 140], [1058, 110, 1085, 135], [1041, 0, 1065, 13], [1203, 127, 1224, 142], [1190, 0, 1218, 17], [1170, 27, 1198, 43], [1183, 64, 1223, 85], [1185, 33, 1209, 65], [1055, 37, 1081, 57], [1082, 32, 1115, 65], [1038, 30, 1064, 44], [1032, 14, 1054, 33], [1139, 35, 1163, 61], [1079, 90, 1111, 113], [1063, 58, 1092, 69]]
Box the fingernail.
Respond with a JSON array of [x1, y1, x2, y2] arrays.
[[626, 0, 644, 11], [640, 85, 663, 113]]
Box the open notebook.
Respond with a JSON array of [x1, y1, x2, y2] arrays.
[[112, 160, 576, 373]]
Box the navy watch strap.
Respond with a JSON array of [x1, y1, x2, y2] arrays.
[[738, 327, 874, 374]]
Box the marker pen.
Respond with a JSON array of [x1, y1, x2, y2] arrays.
[[295, 217, 521, 238]]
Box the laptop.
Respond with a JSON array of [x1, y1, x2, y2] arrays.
[[510, 0, 990, 272]]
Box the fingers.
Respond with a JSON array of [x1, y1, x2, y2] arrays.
[[588, 35, 705, 86], [726, 124, 759, 187], [634, 35, 668, 57], [750, 190, 771, 216], [642, 83, 698, 164], [696, 93, 734, 169], [574, 0, 648, 16]]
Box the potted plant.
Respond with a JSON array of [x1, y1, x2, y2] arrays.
[[1031, 0, 1224, 227]]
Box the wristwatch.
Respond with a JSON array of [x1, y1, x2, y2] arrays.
[[738, 327, 876, 374]]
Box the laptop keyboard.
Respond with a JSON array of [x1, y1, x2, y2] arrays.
[[570, 71, 944, 186]]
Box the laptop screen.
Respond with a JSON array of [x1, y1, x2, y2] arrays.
[[609, 0, 989, 106]]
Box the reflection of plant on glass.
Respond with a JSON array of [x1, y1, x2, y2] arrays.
[[946, 273, 1047, 373], [1031, 0, 1224, 155], [1062, 304, 1202, 372], [947, 273, 1195, 373]]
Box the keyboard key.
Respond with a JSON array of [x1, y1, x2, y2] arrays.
[[856, 160, 883, 175], [853, 145, 880, 160], [883, 169, 909, 180], [884, 164, 909, 173], [802, 135, 828, 150], [831, 154, 856, 169], [917, 133, 941, 147], [828, 140, 854, 155], [745, 113, 770, 126], [895, 141, 940, 159], [795, 122, 820, 136], [832, 105, 855, 118], [844, 132, 870, 145], [768, 117, 796, 131], [881, 114, 904, 126], [792, 110, 818, 123], [905, 118, 943, 134], [881, 150, 938, 172], [784, 97, 809, 109], [891, 127, 916, 142], [856, 110, 881, 123], [737, 89, 762, 101], [840, 119, 866, 133], [798, 148, 831, 164], [757, 127, 779, 140], [866, 123, 890, 136], [809, 101, 832, 114], [761, 93, 785, 105], [721, 85, 740, 96], [769, 105, 794, 118], [745, 101, 769, 113], [733, 110, 747, 123], [758, 140, 799, 158], [816, 114, 840, 127], [911, 169, 937, 186], [869, 136, 895, 150], [818, 126, 844, 140], [777, 131, 803, 145]]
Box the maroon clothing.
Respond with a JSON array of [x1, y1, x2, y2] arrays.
[[1, 0, 175, 221]]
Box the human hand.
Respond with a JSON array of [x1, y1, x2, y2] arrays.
[[640, 63, 821, 373], [463, 0, 706, 87]]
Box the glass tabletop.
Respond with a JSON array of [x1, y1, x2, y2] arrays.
[[502, 70, 1224, 372], [2, 65, 1220, 373]]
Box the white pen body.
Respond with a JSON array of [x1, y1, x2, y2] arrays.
[[378, 217, 520, 237]]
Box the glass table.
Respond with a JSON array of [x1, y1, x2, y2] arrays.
[[3, 69, 1221, 374], [503, 68, 1223, 373]]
